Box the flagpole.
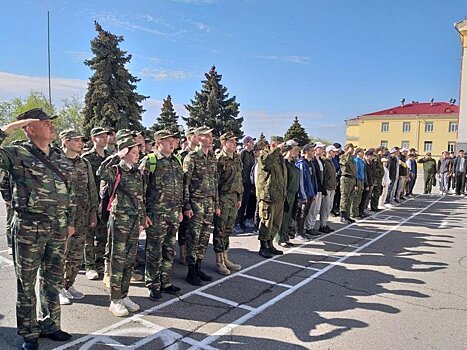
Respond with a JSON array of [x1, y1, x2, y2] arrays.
[[47, 11, 52, 105]]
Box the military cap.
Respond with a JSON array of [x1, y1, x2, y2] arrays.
[[194, 126, 214, 136], [91, 127, 109, 137], [355, 147, 364, 154], [270, 136, 284, 143], [117, 137, 140, 151], [344, 143, 355, 149], [220, 131, 237, 142], [59, 129, 84, 140], [154, 129, 177, 140], [16, 108, 57, 121], [116, 129, 137, 140], [185, 127, 196, 137]]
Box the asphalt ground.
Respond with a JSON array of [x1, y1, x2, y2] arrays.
[[1, 192, 467, 349]]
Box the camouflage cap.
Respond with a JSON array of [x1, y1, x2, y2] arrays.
[[220, 131, 237, 142], [59, 129, 84, 140], [116, 129, 137, 140], [154, 129, 177, 140], [344, 143, 355, 149], [17, 108, 57, 121], [91, 127, 109, 137], [194, 126, 214, 136], [186, 127, 196, 137], [270, 136, 284, 143], [117, 137, 140, 151]]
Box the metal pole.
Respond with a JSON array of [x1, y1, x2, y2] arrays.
[[47, 11, 52, 105]]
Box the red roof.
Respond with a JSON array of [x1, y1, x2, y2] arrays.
[[364, 102, 459, 116]]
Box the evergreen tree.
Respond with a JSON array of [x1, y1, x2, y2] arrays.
[[82, 21, 147, 136], [309, 135, 332, 145], [150, 95, 179, 134], [284, 116, 309, 146], [257, 132, 267, 147], [183, 66, 243, 139]]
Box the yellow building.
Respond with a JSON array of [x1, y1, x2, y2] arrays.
[[345, 101, 459, 157]]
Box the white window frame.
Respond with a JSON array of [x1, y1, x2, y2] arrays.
[[424, 141, 432, 153], [449, 122, 458, 133], [402, 122, 411, 133], [381, 122, 389, 133], [380, 140, 388, 148], [425, 122, 434, 133], [447, 142, 456, 153], [401, 141, 409, 149]]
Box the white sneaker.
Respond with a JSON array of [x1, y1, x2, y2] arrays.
[[86, 270, 99, 280], [378, 206, 386, 210], [59, 289, 72, 305], [67, 286, 85, 300], [122, 296, 140, 312], [109, 300, 129, 317], [384, 204, 393, 208]]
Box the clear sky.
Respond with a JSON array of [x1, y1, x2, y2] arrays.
[[1, 0, 467, 142]]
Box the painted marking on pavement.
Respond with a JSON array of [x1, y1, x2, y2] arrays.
[[237, 273, 294, 289], [195, 291, 256, 311]]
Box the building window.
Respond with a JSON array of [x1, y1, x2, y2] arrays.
[[448, 142, 456, 153], [402, 122, 411, 133], [380, 140, 388, 148], [401, 141, 409, 149], [449, 122, 458, 133], [425, 122, 434, 133], [381, 122, 389, 133], [424, 141, 432, 153]]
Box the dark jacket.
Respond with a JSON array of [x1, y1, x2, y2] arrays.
[[312, 157, 325, 194], [323, 157, 337, 191], [364, 159, 375, 188], [453, 156, 467, 173], [388, 155, 398, 181], [240, 149, 255, 185], [296, 158, 316, 200]]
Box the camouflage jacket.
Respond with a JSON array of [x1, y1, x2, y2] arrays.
[[256, 147, 287, 203], [216, 150, 243, 202], [140, 150, 183, 212], [68, 156, 98, 215], [373, 155, 384, 185], [339, 152, 357, 178], [183, 148, 219, 211], [82, 147, 109, 193], [100, 159, 145, 224], [0, 131, 76, 225], [0, 170, 12, 202]]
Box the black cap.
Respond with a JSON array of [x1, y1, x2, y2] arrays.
[[16, 108, 57, 121]]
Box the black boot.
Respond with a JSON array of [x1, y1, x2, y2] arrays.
[[258, 240, 273, 258], [267, 240, 283, 255], [340, 211, 355, 224], [195, 260, 213, 281], [186, 264, 203, 286]]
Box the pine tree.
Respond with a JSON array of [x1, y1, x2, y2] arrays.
[[82, 21, 147, 136], [150, 95, 179, 134], [257, 132, 267, 147], [284, 116, 309, 146], [183, 66, 243, 139]]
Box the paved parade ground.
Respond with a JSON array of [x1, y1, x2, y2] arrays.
[[1, 194, 467, 349]]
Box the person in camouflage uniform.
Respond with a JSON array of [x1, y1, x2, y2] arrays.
[[99, 137, 146, 317], [59, 130, 98, 305], [140, 130, 184, 301], [213, 132, 243, 275], [0, 108, 76, 350], [82, 127, 110, 280], [418, 152, 438, 194], [177, 127, 199, 265], [339, 143, 357, 224], [256, 136, 287, 258], [0, 170, 14, 254], [183, 126, 219, 286], [370, 147, 385, 211]]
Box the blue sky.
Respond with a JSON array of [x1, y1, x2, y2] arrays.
[[1, 0, 466, 142]]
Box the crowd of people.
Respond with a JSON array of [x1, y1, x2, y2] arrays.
[[1, 108, 467, 350]]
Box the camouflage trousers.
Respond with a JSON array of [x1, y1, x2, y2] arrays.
[[258, 199, 284, 241], [350, 179, 364, 218], [12, 212, 67, 340], [109, 213, 139, 300], [62, 209, 89, 289], [145, 208, 178, 290], [5, 204, 13, 247], [213, 193, 238, 253], [278, 193, 297, 243], [186, 198, 214, 265], [340, 176, 356, 213], [84, 216, 107, 272]]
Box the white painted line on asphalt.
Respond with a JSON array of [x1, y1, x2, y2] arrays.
[[195, 290, 255, 311], [190, 195, 444, 349], [319, 241, 360, 249], [237, 273, 294, 289], [269, 259, 321, 271], [53, 195, 430, 350], [293, 249, 340, 259], [347, 227, 381, 234], [0, 254, 13, 267], [331, 232, 372, 241]]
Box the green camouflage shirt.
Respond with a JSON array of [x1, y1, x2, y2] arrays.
[[339, 152, 357, 178], [0, 131, 76, 225], [82, 147, 109, 193], [256, 147, 287, 203], [67, 156, 98, 215], [216, 150, 243, 201], [183, 148, 219, 210], [140, 151, 183, 212]]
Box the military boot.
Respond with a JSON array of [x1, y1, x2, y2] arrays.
[[267, 240, 283, 255], [340, 211, 355, 224], [178, 245, 187, 266], [223, 251, 241, 271], [258, 240, 273, 259], [215, 253, 230, 275], [186, 264, 203, 286], [195, 260, 213, 281]]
